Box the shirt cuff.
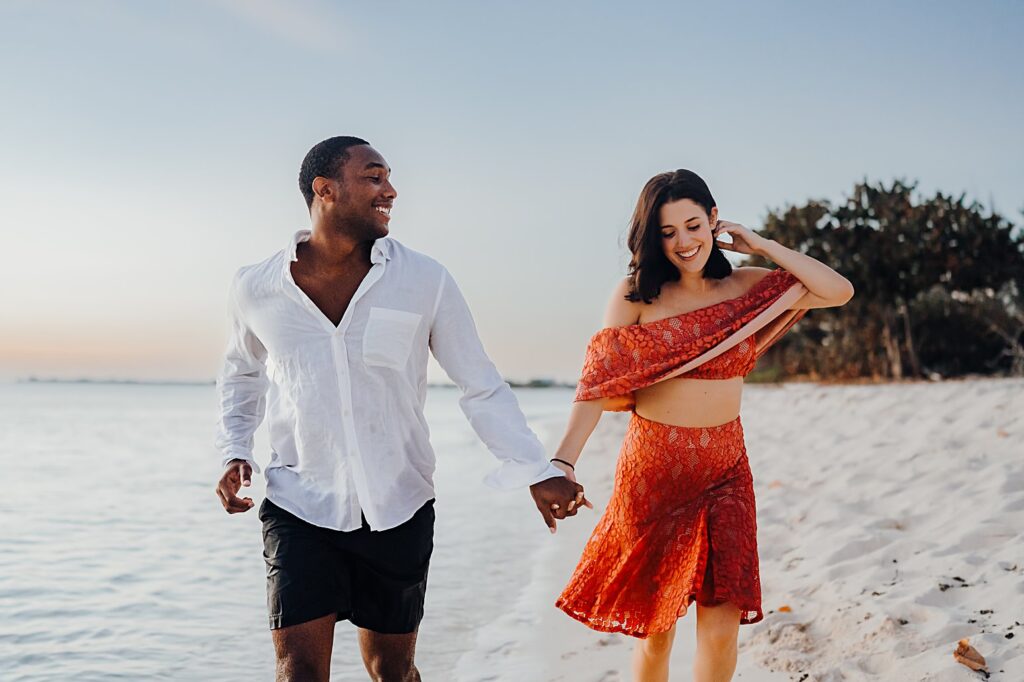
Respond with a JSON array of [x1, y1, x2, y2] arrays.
[[221, 452, 262, 474], [483, 460, 565, 490]]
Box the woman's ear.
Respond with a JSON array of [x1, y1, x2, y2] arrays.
[[709, 206, 719, 227]]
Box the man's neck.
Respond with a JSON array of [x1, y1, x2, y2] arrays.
[[303, 222, 375, 272]]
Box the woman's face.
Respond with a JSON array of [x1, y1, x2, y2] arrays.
[[659, 198, 719, 274]]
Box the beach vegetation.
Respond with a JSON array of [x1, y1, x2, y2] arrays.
[[748, 180, 1024, 380]]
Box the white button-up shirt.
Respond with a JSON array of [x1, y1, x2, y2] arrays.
[[216, 230, 562, 531]]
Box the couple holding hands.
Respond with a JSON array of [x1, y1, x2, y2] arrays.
[[215, 136, 853, 681]]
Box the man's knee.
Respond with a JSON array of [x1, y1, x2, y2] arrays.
[[276, 654, 330, 682], [364, 650, 418, 682]]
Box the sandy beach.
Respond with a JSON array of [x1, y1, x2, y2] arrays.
[[456, 378, 1024, 681]]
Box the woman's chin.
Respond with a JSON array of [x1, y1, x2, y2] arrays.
[[673, 258, 708, 273]]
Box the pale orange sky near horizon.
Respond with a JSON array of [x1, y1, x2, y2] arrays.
[[2, 1, 1022, 383]]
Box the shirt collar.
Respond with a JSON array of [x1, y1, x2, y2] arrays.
[[286, 229, 392, 265]]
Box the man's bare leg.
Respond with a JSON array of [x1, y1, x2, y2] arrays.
[[358, 627, 421, 682], [271, 613, 336, 682]]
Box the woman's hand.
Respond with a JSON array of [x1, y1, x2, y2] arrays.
[[714, 220, 772, 256], [552, 459, 577, 483], [550, 459, 593, 514]]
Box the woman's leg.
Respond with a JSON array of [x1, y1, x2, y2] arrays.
[[631, 622, 676, 682], [693, 601, 741, 682]]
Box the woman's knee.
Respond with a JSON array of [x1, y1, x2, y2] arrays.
[[696, 604, 741, 653], [638, 626, 676, 658]]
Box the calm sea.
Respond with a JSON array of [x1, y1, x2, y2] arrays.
[[0, 382, 575, 681]]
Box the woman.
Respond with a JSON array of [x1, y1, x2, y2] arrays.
[[550, 170, 853, 682]]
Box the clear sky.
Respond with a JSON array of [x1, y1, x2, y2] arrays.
[[1, 0, 1022, 382]]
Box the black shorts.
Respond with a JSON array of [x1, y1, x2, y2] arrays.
[[259, 498, 434, 633]]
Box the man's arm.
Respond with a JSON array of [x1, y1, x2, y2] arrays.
[[428, 269, 585, 531], [214, 273, 269, 514]]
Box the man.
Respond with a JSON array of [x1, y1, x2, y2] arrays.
[[215, 136, 587, 682]]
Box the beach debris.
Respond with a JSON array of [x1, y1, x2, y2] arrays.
[[996, 428, 1009, 437], [778, 605, 792, 613], [939, 580, 973, 591], [768, 479, 783, 489], [953, 638, 989, 676]]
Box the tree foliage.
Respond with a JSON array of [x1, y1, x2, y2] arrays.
[[748, 180, 1024, 379]]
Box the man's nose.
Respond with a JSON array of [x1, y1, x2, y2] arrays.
[[383, 180, 397, 199]]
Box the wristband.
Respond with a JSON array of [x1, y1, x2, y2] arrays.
[[550, 457, 575, 471]]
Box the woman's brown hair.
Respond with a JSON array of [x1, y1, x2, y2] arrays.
[[625, 169, 732, 303]]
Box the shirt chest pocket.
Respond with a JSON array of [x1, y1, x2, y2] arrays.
[[362, 306, 423, 370]]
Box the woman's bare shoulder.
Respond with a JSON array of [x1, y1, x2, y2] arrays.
[[603, 277, 643, 328], [732, 266, 774, 293]]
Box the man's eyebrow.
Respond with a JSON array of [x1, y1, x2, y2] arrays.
[[364, 162, 389, 172]]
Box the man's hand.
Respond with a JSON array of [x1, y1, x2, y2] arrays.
[[216, 459, 255, 514], [529, 475, 592, 534]]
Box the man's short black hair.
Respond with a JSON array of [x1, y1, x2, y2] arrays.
[[298, 136, 370, 208]]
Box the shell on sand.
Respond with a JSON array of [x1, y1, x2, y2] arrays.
[[953, 638, 988, 674]]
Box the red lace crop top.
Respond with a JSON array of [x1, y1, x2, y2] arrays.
[[678, 335, 757, 380]]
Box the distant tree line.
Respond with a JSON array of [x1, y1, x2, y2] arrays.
[[749, 180, 1024, 380]]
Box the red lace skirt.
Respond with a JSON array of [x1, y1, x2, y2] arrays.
[[556, 412, 763, 638]]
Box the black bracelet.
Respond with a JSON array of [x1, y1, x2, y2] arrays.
[[550, 457, 575, 471]]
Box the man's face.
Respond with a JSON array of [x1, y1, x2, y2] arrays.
[[321, 145, 397, 239]]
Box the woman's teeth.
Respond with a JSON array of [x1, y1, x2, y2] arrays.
[[678, 245, 700, 260]]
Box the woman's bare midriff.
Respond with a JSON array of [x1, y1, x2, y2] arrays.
[[634, 376, 743, 427]]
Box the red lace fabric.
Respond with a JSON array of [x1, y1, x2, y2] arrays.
[[556, 413, 762, 637], [681, 336, 756, 380], [575, 268, 807, 410]]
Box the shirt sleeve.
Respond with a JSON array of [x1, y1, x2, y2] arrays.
[[428, 269, 564, 489], [215, 271, 269, 473]]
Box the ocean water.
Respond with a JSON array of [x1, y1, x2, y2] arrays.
[[0, 383, 575, 681]]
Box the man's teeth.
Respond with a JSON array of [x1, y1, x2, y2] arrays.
[[678, 246, 700, 258], [375, 206, 390, 215]]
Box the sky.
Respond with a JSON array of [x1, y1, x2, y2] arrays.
[[1, 0, 1022, 382]]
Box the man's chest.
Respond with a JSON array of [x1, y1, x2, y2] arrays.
[[291, 269, 368, 327], [245, 264, 439, 366]]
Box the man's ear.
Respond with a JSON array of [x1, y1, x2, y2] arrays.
[[311, 176, 332, 204]]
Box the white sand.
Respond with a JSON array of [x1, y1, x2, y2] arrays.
[[456, 378, 1024, 681]]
